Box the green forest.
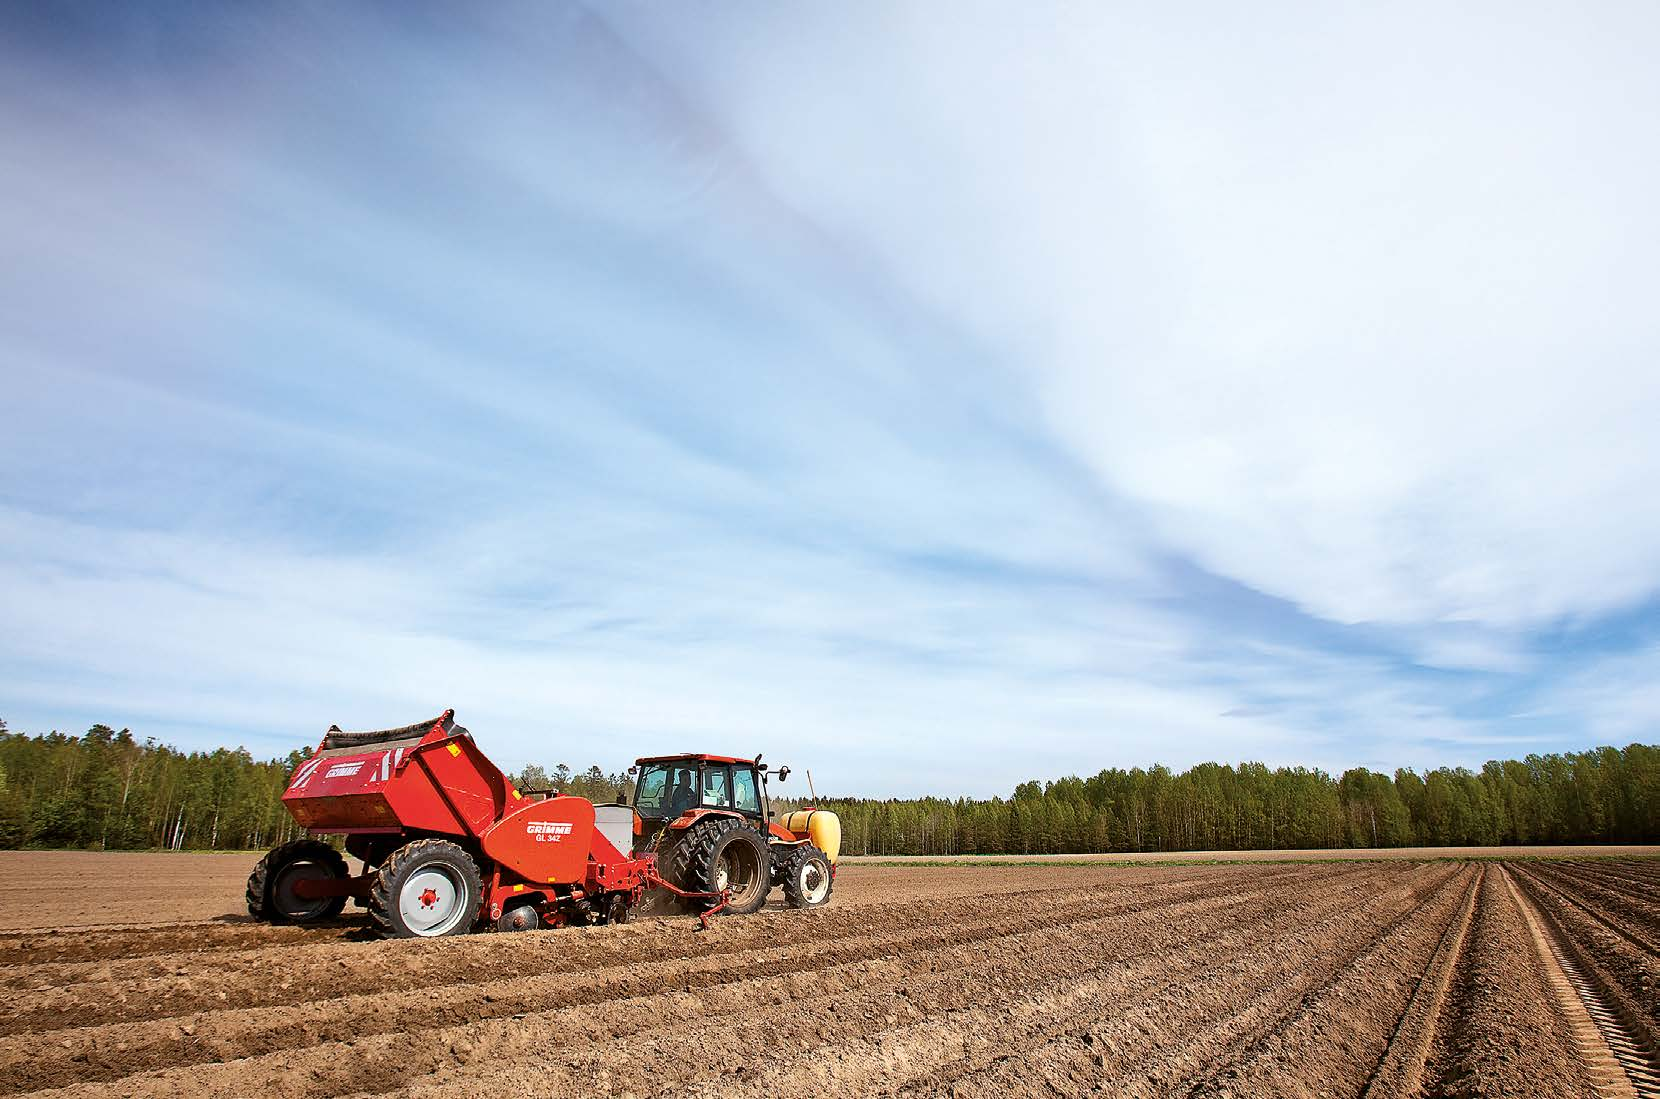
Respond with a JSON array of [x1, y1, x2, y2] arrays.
[[814, 745, 1660, 856], [0, 717, 1655, 854]]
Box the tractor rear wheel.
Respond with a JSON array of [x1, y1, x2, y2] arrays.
[[246, 839, 349, 924], [368, 839, 482, 938], [668, 817, 771, 915], [780, 844, 834, 909]]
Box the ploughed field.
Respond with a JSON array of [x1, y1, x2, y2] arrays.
[[1, 853, 1657, 1097]]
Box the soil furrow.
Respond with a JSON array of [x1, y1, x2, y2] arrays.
[[0, 867, 1348, 1045], [0, 865, 1327, 993], [10, 867, 1365, 1099], [407, 870, 1355, 1099], [0, 923, 328, 970], [1174, 864, 1481, 1098], [669, 863, 1456, 1098], [886, 862, 1462, 1097], [1015, 862, 1468, 1099], [1352, 864, 1482, 1096], [2, 868, 1349, 1094], [1140, 862, 1475, 1098], [7, 853, 1650, 1099], [669, 864, 1431, 1099], [1524, 862, 1660, 952], [1555, 861, 1660, 899], [0, 861, 1332, 971]]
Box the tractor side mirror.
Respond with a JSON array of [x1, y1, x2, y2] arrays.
[[778, 766, 790, 782], [626, 765, 637, 776]]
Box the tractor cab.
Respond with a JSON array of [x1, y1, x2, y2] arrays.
[[629, 753, 776, 825]]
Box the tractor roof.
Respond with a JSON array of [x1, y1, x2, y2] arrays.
[[634, 753, 755, 766]]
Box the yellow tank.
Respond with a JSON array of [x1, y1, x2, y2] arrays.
[[782, 809, 841, 863]]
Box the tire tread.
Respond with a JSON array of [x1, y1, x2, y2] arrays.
[[245, 838, 348, 923], [663, 816, 771, 915], [779, 843, 834, 909], [367, 838, 483, 938]]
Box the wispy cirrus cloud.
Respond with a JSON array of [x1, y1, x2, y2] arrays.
[[1, 3, 1656, 794]]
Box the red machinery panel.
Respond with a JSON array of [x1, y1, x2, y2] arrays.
[[481, 795, 595, 885], [282, 743, 415, 831], [385, 737, 510, 836], [283, 715, 515, 839]]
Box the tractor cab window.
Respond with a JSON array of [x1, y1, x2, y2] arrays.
[[635, 763, 698, 817], [732, 767, 761, 815], [702, 765, 732, 808]]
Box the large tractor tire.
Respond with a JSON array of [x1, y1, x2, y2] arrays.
[[666, 817, 772, 916], [246, 838, 349, 924], [779, 844, 834, 909], [368, 839, 483, 938]]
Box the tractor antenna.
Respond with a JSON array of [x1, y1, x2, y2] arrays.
[[806, 769, 818, 803]]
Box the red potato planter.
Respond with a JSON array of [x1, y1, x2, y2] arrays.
[[246, 711, 839, 937]]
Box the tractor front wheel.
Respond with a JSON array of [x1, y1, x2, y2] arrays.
[[780, 844, 834, 909], [246, 839, 349, 924], [368, 839, 483, 938]]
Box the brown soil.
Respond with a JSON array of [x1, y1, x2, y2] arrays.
[[0, 851, 1655, 1097], [844, 844, 1660, 864], [1418, 865, 1597, 1098]]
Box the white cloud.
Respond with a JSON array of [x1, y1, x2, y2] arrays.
[[609, 3, 1660, 630]]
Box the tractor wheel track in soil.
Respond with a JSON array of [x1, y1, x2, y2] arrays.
[[1505, 866, 1660, 1099], [0, 868, 1351, 1096]]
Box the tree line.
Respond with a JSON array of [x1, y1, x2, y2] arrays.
[[814, 747, 1660, 856], [0, 721, 304, 851], [0, 718, 1654, 854]]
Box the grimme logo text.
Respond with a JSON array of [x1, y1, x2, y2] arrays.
[[527, 821, 574, 842]]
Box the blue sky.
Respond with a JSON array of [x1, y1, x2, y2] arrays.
[[4, 3, 1659, 796]]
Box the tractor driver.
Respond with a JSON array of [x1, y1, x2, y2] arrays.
[[666, 767, 696, 815]]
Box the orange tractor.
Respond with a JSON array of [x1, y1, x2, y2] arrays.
[[631, 753, 837, 916], [245, 711, 839, 937]]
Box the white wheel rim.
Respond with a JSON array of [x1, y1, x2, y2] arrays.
[[799, 861, 829, 904], [399, 866, 468, 935]]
